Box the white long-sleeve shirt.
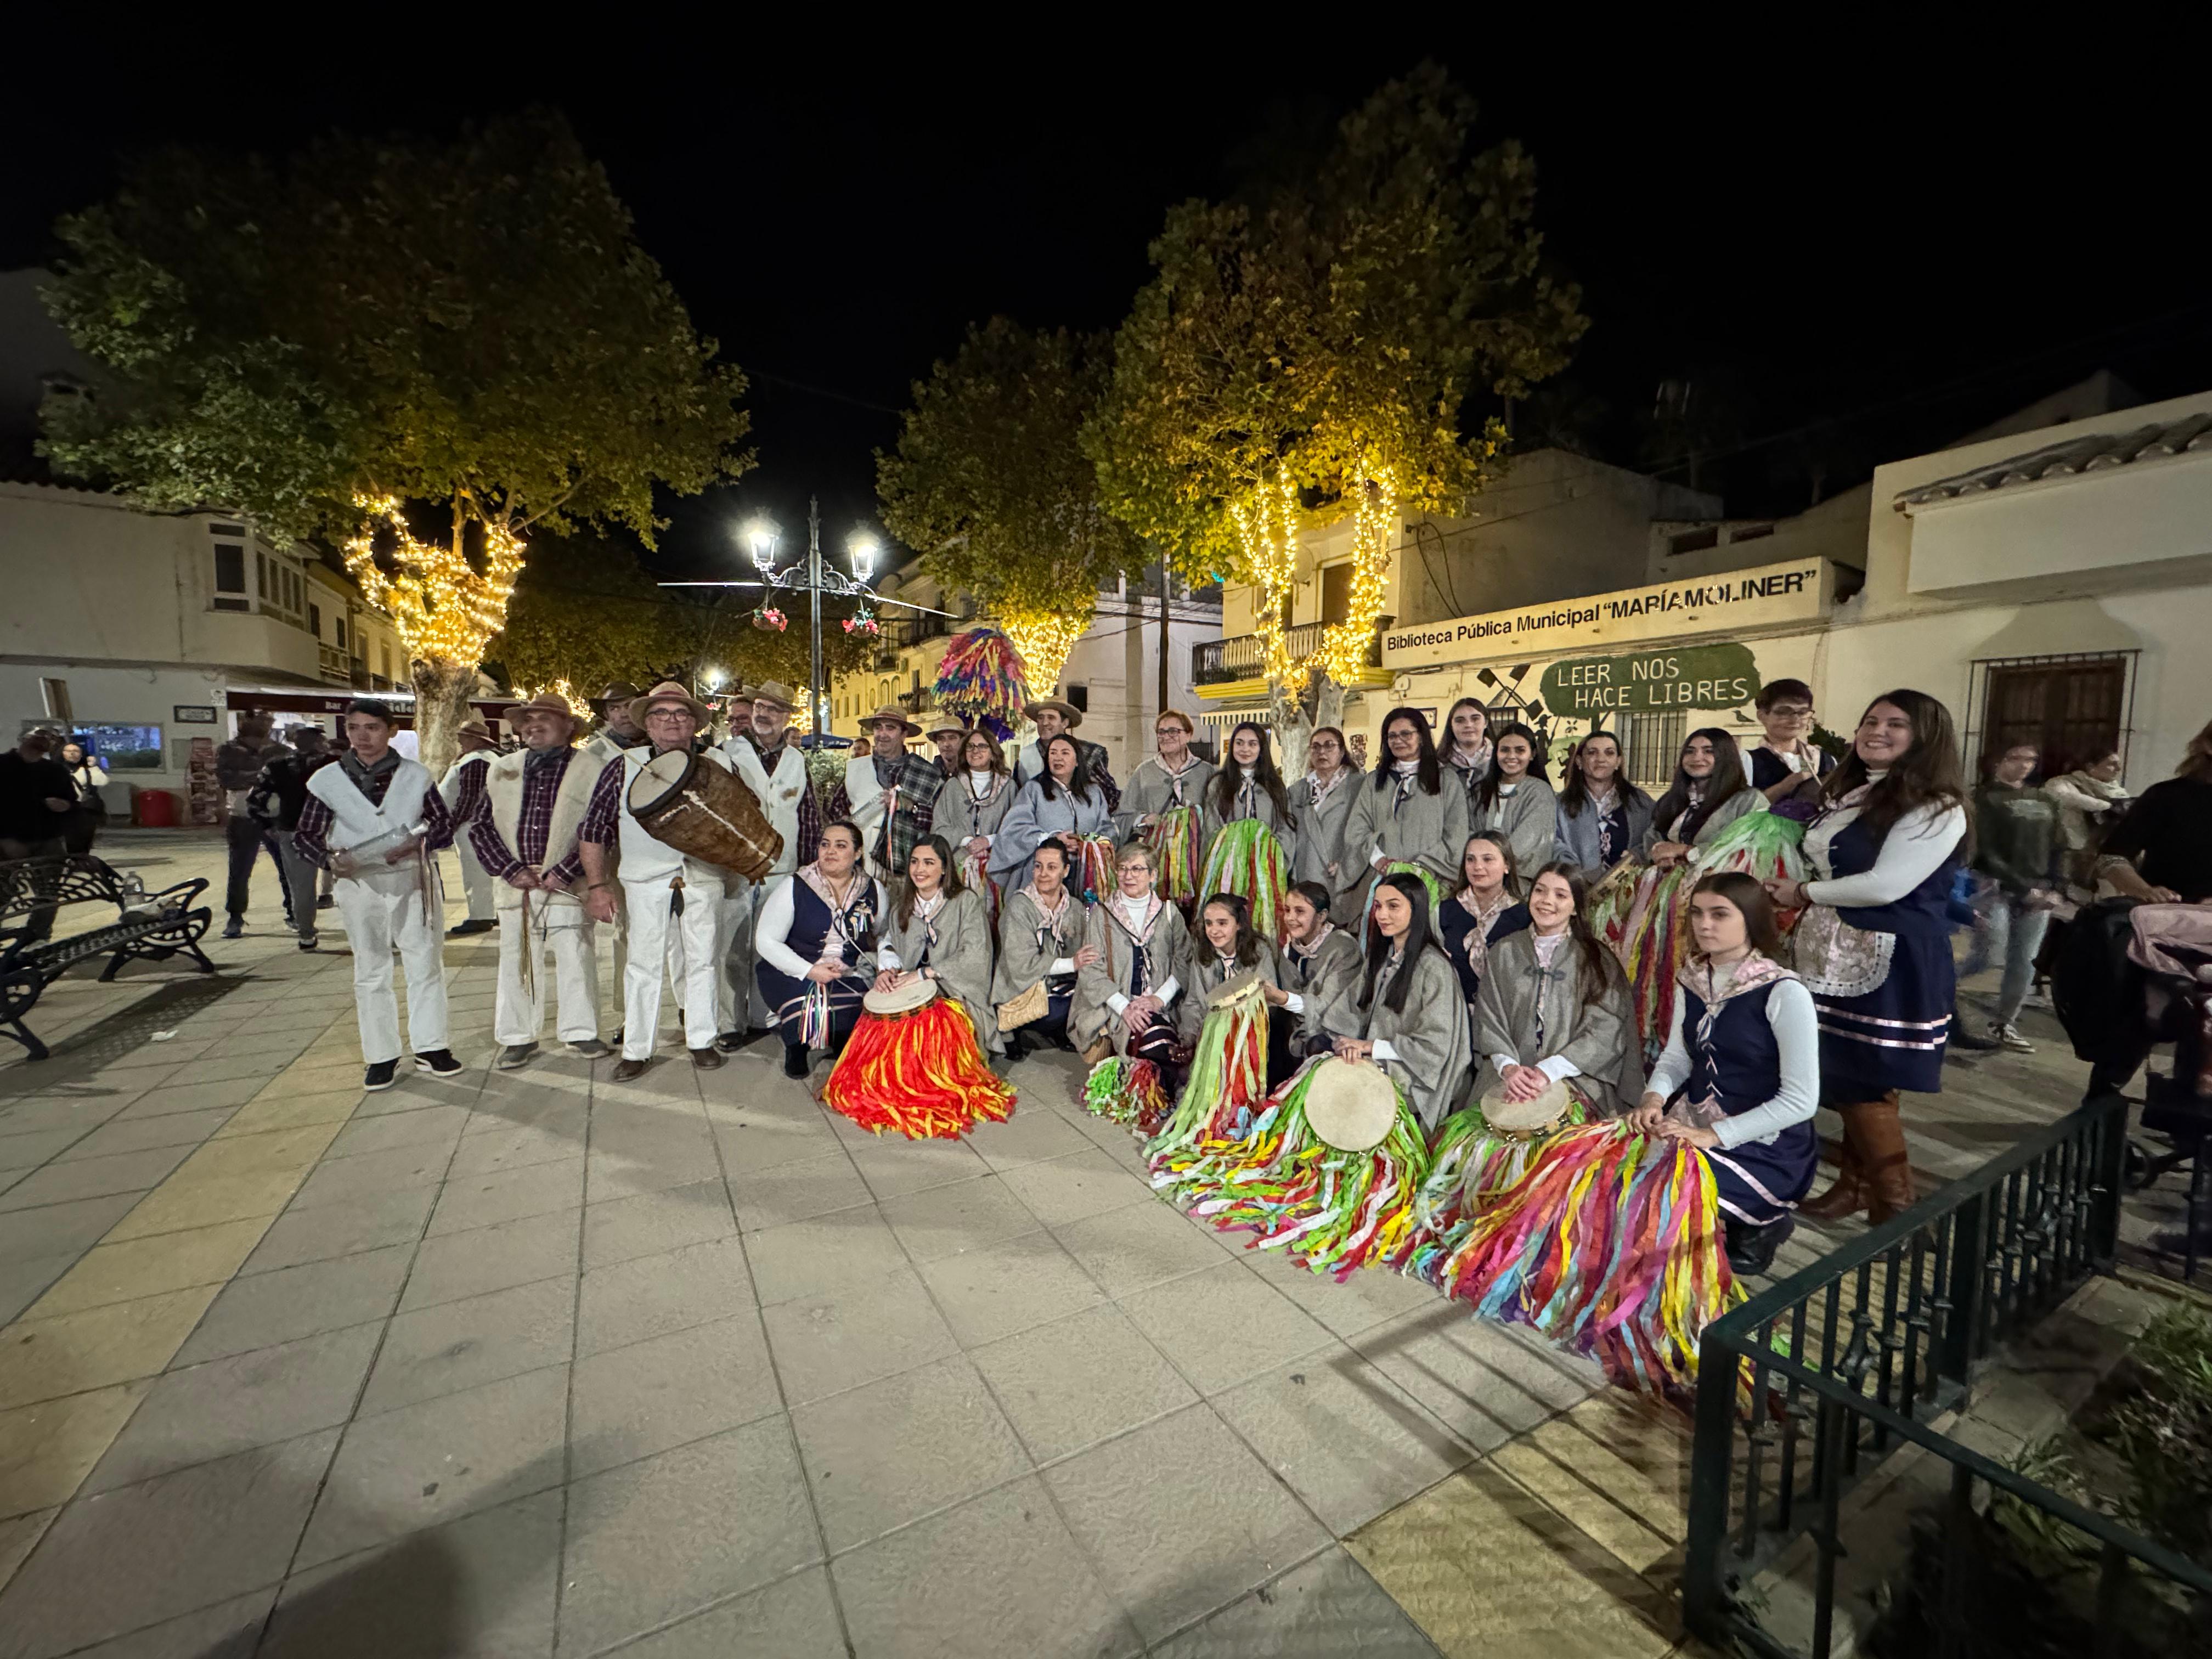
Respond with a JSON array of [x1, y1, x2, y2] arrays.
[[1802, 798, 1967, 909], [754, 873, 887, 981], [1644, 972, 1820, 1149]]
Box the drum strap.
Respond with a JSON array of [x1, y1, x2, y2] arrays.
[[669, 875, 685, 918]]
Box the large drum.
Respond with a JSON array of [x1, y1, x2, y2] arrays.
[[627, 751, 783, 881]]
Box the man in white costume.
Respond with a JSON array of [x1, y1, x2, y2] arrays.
[[439, 718, 499, 936], [844, 704, 943, 883], [470, 692, 614, 1070], [580, 681, 732, 1080], [719, 680, 819, 1049], [293, 699, 464, 1091]]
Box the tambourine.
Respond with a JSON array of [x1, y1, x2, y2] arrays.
[[1477, 1074, 1577, 1139], [862, 976, 940, 1017], [1300, 1057, 1403, 1153]]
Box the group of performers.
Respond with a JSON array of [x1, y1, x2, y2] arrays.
[[294, 670, 1972, 1403]]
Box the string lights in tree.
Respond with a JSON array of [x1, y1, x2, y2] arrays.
[[341, 494, 524, 670], [1001, 610, 1087, 698], [1319, 470, 1398, 683], [1229, 475, 1302, 684]]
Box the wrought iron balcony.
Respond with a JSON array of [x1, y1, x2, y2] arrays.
[[1191, 620, 1383, 686]]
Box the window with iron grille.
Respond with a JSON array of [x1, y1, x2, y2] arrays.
[[1623, 710, 1689, 792], [1967, 652, 2135, 780]]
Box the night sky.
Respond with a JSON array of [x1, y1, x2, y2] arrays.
[[10, 30, 2209, 581]]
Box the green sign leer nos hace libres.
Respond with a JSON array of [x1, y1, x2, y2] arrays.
[[1538, 643, 1761, 715]]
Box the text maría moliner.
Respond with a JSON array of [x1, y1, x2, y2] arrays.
[[1384, 567, 1815, 653]]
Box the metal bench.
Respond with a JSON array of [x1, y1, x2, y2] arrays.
[[0, 855, 218, 1061]]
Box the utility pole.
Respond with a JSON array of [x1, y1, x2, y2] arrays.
[[807, 496, 824, 740], [1156, 546, 1171, 720]]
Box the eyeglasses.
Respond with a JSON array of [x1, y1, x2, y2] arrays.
[[1768, 704, 1813, 718]]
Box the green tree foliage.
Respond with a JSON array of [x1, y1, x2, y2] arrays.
[[38, 110, 751, 766], [877, 319, 1144, 687], [1084, 63, 1589, 582]]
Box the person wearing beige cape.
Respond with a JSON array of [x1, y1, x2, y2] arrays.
[[1324, 872, 1472, 1130], [992, 838, 1094, 1060], [1342, 708, 1467, 917], [873, 836, 1003, 1058], [1472, 863, 1644, 1120], [1073, 841, 1192, 1088]]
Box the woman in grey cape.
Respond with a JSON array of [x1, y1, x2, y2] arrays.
[[1552, 729, 1654, 880], [1289, 725, 1360, 902], [935, 729, 1020, 898], [1325, 872, 1474, 1129], [1342, 707, 1469, 898], [1199, 720, 1301, 866], [1266, 879, 1364, 1063], [874, 835, 1003, 1057], [1176, 890, 1283, 1043], [1111, 709, 1216, 840], [1469, 722, 1559, 878], [1640, 728, 1764, 868], [1472, 862, 1643, 1118], [991, 732, 1111, 897], [992, 838, 1097, 1057], [1072, 842, 1192, 1084]]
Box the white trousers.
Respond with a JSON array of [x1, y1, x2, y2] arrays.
[[717, 876, 769, 1036], [337, 868, 449, 1064], [454, 835, 496, 922], [495, 902, 600, 1046], [620, 867, 723, 1060]]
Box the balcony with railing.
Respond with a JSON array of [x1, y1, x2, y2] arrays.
[[317, 642, 350, 684], [1191, 620, 1386, 687]]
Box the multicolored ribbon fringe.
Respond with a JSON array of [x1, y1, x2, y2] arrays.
[[933, 628, 1032, 739], [1082, 1055, 1170, 1136], [1156, 1058, 1432, 1280], [1691, 809, 1807, 926], [1070, 833, 1119, 908], [821, 997, 1017, 1140], [1395, 1098, 1588, 1283], [1199, 818, 1289, 939], [1145, 805, 1206, 910], [1147, 983, 1269, 1160], [1437, 1121, 1740, 1398]]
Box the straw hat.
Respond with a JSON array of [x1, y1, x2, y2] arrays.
[[504, 692, 582, 729], [592, 681, 642, 711], [627, 680, 715, 726], [1302, 1058, 1401, 1153], [923, 714, 968, 740], [1023, 698, 1083, 730], [857, 704, 922, 738], [749, 681, 798, 713]]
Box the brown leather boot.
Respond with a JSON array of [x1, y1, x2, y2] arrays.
[[1799, 1115, 1867, 1221], [1856, 1092, 1917, 1224]]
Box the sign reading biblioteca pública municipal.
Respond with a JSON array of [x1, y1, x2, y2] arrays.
[[1379, 557, 1833, 670], [1539, 642, 1759, 715]]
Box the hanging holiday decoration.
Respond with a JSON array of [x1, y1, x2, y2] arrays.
[[1001, 610, 1086, 702], [933, 628, 1032, 736], [751, 604, 788, 633]]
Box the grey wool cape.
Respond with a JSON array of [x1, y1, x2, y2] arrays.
[[1280, 926, 1364, 1049], [989, 778, 1111, 896], [1176, 940, 1283, 1043], [1470, 928, 1644, 1116], [1341, 769, 1469, 888], [933, 772, 1019, 848], [990, 888, 1088, 1008], [1288, 773, 1359, 893], [1336, 944, 1473, 1130], [1639, 787, 1764, 858], [1111, 755, 1217, 842], [1471, 777, 1560, 879], [1071, 900, 1192, 1056], [877, 887, 1002, 1056]]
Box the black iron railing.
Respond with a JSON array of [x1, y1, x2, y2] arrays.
[[1681, 1091, 2210, 1657], [1192, 622, 1383, 686]]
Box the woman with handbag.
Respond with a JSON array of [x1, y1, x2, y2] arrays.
[[992, 837, 1096, 1060], [58, 740, 109, 857], [1072, 842, 1192, 1089], [1764, 690, 1968, 1224]]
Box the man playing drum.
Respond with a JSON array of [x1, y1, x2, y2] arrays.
[[579, 680, 737, 1080], [721, 680, 830, 1050], [471, 692, 614, 1070], [845, 705, 945, 883], [292, 698, 464, 1091]]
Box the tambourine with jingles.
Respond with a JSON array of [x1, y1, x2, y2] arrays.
[[862, 975, 939, 1017], [1476, 1074, 1579, 1139], [626, 750, 783, 882]]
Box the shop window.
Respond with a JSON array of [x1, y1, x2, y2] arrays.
[[212, 543, 248, 611], [1976, 653, 2132, 779], [1320, 561, 1353, 626]]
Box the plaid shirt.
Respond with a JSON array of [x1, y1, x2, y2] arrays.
[[470, 748, 610, 886], [447, 750, 493, 824], [293, 753, 454, 868], [862, 751, 944, 877]]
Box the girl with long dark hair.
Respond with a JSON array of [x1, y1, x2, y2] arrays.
[[1198, 721, 1299, 934], [1470, 722, 1556, 877], [1290, 725, 1361, 921], [1443, 698, 1493, 802], [873, 834, 1003, 1058], [1765, 690, 1968, 1224], [1436, 831, 1531, 1014], [1178, 893, 1284, 1082], [1342, 707, 1466, 894], [991, 837, 1098, 1059], [1644, 728, 1762, 867], [1325, 871, 1473, 1127], [991, 731, 1110, 896], [1265, 878, 1363, 1063], [1553, 730, 1653, 879], [755, 820, 887, 1080], [1472, 862, 1642, 1119]]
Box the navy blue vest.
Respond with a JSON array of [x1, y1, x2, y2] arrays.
[[1684, 979, 1782, 1120]]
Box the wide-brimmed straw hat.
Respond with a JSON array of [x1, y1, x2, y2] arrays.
[[749, 681, 798, 713], [856, 704, 921, 737], [592, 681, 642, 710], [922, 714, 968, 740], [503, 692, 582, 727], [1024, 698, 1083, 730], [628, 680, 715, 726]]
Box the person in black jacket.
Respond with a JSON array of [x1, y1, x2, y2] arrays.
[[218, 717, 293, 938], [251, 725, 337, 951]]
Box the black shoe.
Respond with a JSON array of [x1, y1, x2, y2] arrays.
[[612, 1058, 649, 1082], [496, 1043, 537, 1071], [414, 1048, 465, 1077], [782, 1043, 809, 1080], [1948, 1005, 2000, 1052], [297, 939, 318, 952], [448, 918, 495, 938], [1006, 1043, 1029, 1066], [364, 1059, 398, 1092], [222, 918, 244, 939], [691, 1045, 725, 1070], [714, 1031, 744, 1054], [569, 1038, 610, 1058], [1725, 1216, 1793, 1278], [316, 895, 335, 911]]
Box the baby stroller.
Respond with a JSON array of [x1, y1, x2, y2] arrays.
[[2057, 899, 2212, 1275]]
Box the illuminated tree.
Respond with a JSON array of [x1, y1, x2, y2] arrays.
[[1084, 65, 1588, 764], [877, 319, 1144, 694], [38, 112, 751, 769]]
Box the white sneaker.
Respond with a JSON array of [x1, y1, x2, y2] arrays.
[[1994, 1022, 2035, 1052]]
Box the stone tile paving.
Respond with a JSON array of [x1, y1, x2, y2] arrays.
[[0, 830, 2111, 1657]]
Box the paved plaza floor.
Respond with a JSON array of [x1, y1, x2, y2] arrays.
[[0, 831, 2101, 1657]]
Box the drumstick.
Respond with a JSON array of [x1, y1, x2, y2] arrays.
[[518, 883, 534, 999]]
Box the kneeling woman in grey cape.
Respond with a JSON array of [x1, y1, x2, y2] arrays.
[[1473, 862, 1643, 1121], [1325, 872, 1472, 1130]]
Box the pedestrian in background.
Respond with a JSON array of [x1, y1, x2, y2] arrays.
[[217, 716, 292, 938], [1963, 741, 2062, 1051], [0, 729, 76, 941], [250, 725, 337, 951], [58, 738, 109, 856], [441, 718, 499, 936]]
